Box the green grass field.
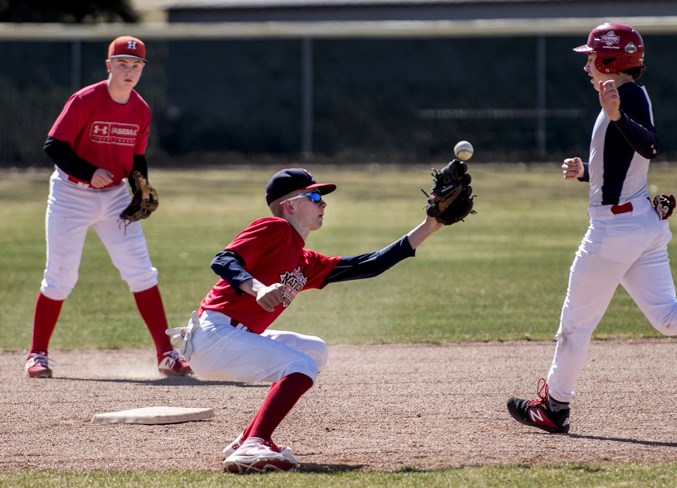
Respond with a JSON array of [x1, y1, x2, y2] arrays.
[[3, 462, 677, 487], [2, 164, 677, 486]]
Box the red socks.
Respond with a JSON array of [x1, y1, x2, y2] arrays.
[[30, 292, 64, 354], [31, 286, 171, 360], [132, 285, 172, 360], [245, 373, 314, 442]]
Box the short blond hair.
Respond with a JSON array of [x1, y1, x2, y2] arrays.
[[268, 190, 301, 217]]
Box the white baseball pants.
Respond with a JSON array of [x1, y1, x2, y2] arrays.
[[547, 198, 677, 403], [187, 310, 329, 383], [40, 169, 158, 300]]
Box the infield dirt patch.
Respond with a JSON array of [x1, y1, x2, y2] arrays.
[[2, 339, 677, 472]]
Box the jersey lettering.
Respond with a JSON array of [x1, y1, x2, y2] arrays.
[[90, 122, 139, 146], [280, 266, 308, 307]]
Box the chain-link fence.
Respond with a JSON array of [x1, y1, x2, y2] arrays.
[[2, 25, 676, 166]]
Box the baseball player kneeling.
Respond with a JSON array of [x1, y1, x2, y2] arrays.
[[170, 167, 472, 473]]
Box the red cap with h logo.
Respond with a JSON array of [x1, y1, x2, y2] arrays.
[[108, 36, 147, 62]]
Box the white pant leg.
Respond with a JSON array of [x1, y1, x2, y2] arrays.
[[92, 184, 158, 292], [547, 220, 635, 403], [260, 329, 329, 371], [40, 172, 95, 300], [188, 311, 321, 383], [621, 220, 677, 335]]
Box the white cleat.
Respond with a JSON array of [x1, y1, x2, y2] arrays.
[[223, 436, 299, 474], [222, 433, 293, 459], [222, 434, 244, 459]]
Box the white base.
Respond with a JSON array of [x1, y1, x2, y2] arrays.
[[91, 406, 215, 425]]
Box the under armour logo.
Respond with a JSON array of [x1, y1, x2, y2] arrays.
[[127, 40, 137, 51], [92, 124, 108, 135]]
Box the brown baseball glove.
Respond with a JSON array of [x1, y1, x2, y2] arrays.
[[119, 171, 159, 224]]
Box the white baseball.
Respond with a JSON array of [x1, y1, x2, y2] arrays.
[[454, 140, 474, 161]]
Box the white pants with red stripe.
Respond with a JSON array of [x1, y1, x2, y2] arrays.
[[547, 198, 677, 403], [40, 169, 158, 300]]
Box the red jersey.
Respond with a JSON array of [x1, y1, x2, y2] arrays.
[[48, 80, 151, 186], [200, 217, 341, 334]]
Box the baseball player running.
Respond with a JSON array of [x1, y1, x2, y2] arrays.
[[507, 23, 677, 433], [168, 167, 469, 473], [25, 36, 191, 378]]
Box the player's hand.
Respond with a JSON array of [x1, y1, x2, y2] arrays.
[[598, 80, 621, 121], [561, 157, 584, 180], [91, 169, 114, 188], [255, 283, 286, 312]]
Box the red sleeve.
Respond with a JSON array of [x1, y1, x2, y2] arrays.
[[301, 249, 342, 289], [48, 92, 91, 146], [226, 218, 290, 271]]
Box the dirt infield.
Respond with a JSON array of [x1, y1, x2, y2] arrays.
[[3, 339, 677, 473]]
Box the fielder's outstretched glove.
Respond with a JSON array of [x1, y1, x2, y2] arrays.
[[119, 171, 159, 224], [423, 159, 475, 225], [654, 193, 676, 220]]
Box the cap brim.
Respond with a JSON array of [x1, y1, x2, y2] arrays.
[[573, 44, 593, 53], [305, 183, 336, 195], [110, 54, 148, 62]]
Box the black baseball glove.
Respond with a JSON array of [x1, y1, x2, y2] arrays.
[[423, 159, 475, 225], [119, 171, 159, 224]]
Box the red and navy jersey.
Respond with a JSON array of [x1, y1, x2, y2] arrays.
[[200, 217, 341, 333], [48, 80, 151, 186]]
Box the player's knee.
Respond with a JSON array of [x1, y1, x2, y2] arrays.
[[40, 286, 70, 301], [40, 277, 76, 300], [125, 267, 159, 292], [307, 338, 329, 371], [286, 354, 320, 383]]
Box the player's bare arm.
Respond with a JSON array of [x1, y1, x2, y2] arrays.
[[407, 216, 445, 250]]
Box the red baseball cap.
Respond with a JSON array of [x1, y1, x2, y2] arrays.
[[265, 168, 336, 205], [108, 35, 147, 62]]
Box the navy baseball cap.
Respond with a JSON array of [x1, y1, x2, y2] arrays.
[[265, 168, 336, 205]]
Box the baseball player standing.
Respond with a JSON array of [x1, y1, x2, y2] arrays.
[[168, 168, 453, 473], [507, 23, 677, 433], [25, 36, 192, 378]]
